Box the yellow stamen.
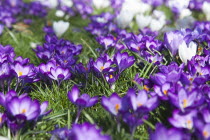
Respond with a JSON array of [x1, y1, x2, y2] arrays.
[[163, 90, 168, 96], [21, 109, 26, 114], [18, 71, 23, 77], [138, 103, 143, 107], [0, 117, 2, 123], [100, 66, 104, 71], [109, 75, 113, 79], [203, 131, 209, 138], [64, 60, 68, 63], [115, 104, 120, 112], [137, 46, 140, 51], [187, 120, 192, 129], [143, 85, 149, 91], [183, 99, 188, 108]]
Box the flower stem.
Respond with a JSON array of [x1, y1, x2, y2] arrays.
[[130, 126, 136, 140], [74, 108, 82, 124]]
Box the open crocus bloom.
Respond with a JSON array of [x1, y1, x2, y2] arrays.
[[178, 41, 197, 64], [13, 63, 32, 78], [101, 93, 122, 116], [6, 96, 41, 120]]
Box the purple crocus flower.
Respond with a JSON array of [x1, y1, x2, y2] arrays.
[[169, 88, 200, 112], [68, 85, 98, 123], [0, 24, 4, 35], [150, 123, 189, 140], [40, 101, 51, 117], [70, 122, 111, 140], [164, 30, 184, 56], [154, 83, 171, 100], [0, 90, 18, 107], [97, 35, 117, 50], [129, 89, 158, 111], [48, 66, 71, 85], [38, 61, 57, 79], [50, 127, 71, 140], [93, 58, 112, 73], [13, 63, 32, 78], [14, 56, 30, 65], [101, 93, 122, 116], [114, 52, 135, 73], [68, 85, 98, 108], [6, 96, 41, 121], [0, 113, 6, 128], [169, 110, 197, 130]]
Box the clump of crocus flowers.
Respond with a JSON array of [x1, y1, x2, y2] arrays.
[[0, 90, 50, 138]]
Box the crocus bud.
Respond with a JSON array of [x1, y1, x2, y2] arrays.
[[53, 20, 69, 37]]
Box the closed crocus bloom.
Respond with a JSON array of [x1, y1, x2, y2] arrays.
[[92, 0, 110, 9], [53, 20, 69, 37], [116, 10, 134, 29], [150, 18, 165, 31], [202, 1, 210, 21], [114, 52, 135, 73], [164, 31, 184, 56], [68, 85, 98, 108], [178, 41, 197, 64], [136, 14, 152, 29], [55, 10, 65, 17]]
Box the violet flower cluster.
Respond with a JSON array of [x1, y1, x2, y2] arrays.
[[102, 88, 158, 138], [0, 0, 210, 139], [0, 0, 47, 35], [0, 90, 50, 136]]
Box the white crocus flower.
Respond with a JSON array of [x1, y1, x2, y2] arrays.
[[150, 19, 164, 31], [92, 0, 110, 9], [121, 0, 151, 15], [116, 10, 134, 28], [60, 0, 73, 7], [55, 10, 65, 17], [168, 0, 190, 13], [53, 20, 69, 37], [136, 14, 152, 29], [202, 1, 210, 21], [178, 41, 197, 64], [180, 9, 192, 19], [149, 10, 166, 31], [30, 42, 38, 49]]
